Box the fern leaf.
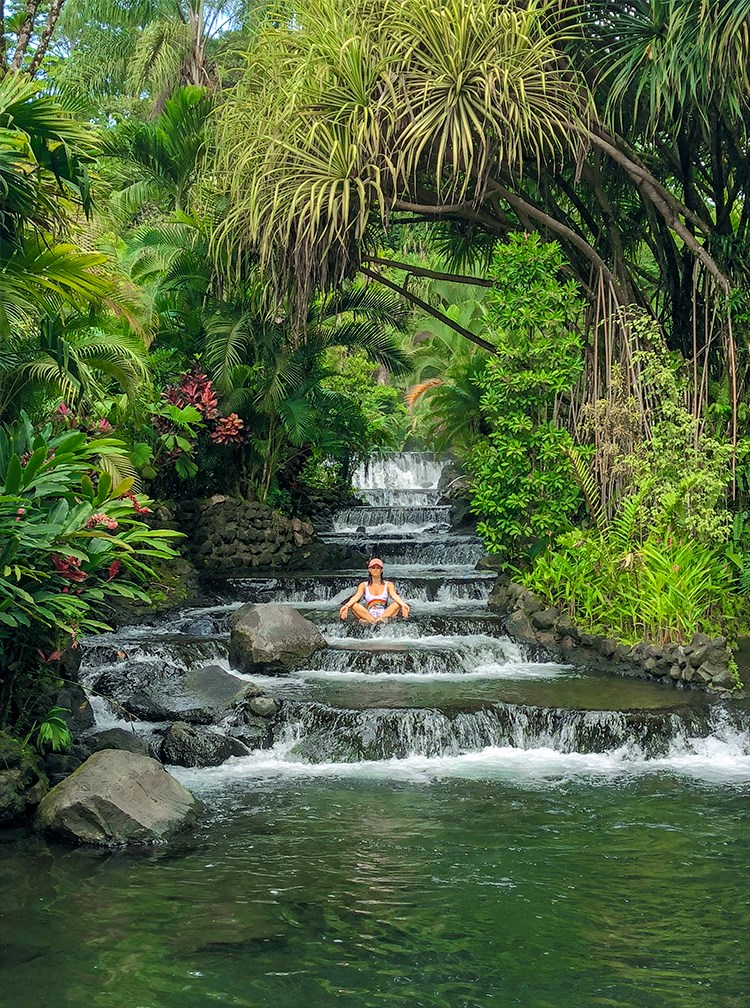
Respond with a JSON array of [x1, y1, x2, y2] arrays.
[[566, 445, 607, 534]]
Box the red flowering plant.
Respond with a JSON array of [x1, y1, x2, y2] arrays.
[[133, 366, 246, 481], [0, 412, 182, 733], [210, 413, 245, 444]]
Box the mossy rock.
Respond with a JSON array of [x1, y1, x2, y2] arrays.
[[0, 731, 49, 825]]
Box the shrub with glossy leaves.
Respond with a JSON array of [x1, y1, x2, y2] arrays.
[[0, 413, 181, 729], [467, 235, 586, 558]]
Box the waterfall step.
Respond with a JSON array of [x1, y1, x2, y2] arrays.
[[319, 534, 486, 567], [270, 696, 744, 762], [80, 634, 228, 671], [262, 663, 718, 711], [333, 505, 451, 533], [213, 571, 496, 604], [314, 613, 506, 638], [356, 488, 442, 507]]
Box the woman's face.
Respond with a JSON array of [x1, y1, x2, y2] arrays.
[[368, 562, 383, 578]]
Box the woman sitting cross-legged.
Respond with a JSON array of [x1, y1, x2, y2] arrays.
[[339, 558, 410, 625]]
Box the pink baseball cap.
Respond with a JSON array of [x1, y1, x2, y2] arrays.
[[367, 558, 384, 568]]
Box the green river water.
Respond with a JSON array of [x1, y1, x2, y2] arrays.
[[4, 454, 749, 1007], [2, 771, 748, 1008]]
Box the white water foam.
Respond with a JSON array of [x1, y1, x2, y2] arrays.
[[296, 663, 573, 683], [171, 726, 750, 791]]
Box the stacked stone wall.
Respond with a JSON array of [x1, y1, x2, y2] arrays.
[[490, 581, 738, 694]]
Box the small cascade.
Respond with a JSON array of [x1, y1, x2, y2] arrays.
[[333, 505, 450, 533], [271, 700, 750, 763], [353, 453, 443, 490], [222, 572, 495, 604], [308, 635, 529, 677], [316, 614, 506, 639], [320, 535, 486, 567], [359, 488, 441, 508]]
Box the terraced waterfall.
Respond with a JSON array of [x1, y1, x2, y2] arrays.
[[5, 453, 750, 1008]]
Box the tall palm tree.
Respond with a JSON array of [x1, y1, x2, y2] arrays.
[[99, 85, 213, 222], [54, 0, 262, 106]]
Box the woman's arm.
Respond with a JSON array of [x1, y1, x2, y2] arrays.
[[386, 581, 410, 618], [339, 582, 365, 620]]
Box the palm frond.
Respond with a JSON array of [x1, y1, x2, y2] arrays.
[[203, 308, 254, 390]]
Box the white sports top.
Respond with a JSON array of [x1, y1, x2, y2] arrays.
[[363, 581, 391, 616]]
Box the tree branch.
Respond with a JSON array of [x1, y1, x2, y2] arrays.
[[363, 256, 494, 287], [392, 198, 473, 215], [359, 266, 497, 354], [584, 125, 731, 292], [491, 183, 629, 305]]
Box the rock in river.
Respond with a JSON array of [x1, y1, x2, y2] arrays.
[[87, 727, 150, 756], [161, 722, 250, 767], [35, 750, 197, 846], [92, 661, 260, 724], [229, 603, 326, 673]]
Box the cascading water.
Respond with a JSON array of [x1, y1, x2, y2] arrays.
[[76, 451, 750, 783]]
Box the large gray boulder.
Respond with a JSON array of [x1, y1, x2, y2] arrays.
[[35, 749, 197, 846], [229, 603, 326, 673], [161, 722, 249, 767], [92, 660, 260, 724]]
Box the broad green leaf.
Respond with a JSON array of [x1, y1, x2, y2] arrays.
[[4, 454, 22, 495]]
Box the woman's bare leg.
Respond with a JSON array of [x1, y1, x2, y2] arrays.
[[351, 602, 377, 624], [375, 602, 401, 623]]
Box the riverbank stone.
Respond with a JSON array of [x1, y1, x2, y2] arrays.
[[0, 732, 48, 825], [490, 579, 739, 694], [35, 750, 197, 846], [229, 603, 326, 673], [160, 723, 249, 767], [87, 727, 150, 756]]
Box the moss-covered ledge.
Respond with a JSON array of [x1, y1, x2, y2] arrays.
[[489, 580, 740, 695]]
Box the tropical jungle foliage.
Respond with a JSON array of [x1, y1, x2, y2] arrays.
[[0, 413, 179, 731], [0, 0, 749, 739]]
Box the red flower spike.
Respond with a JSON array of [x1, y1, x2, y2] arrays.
[[52, 555, 88, 582]]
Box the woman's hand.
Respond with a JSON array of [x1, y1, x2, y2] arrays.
[[339, 605, 349, 622], [400, 602, 410, 619]]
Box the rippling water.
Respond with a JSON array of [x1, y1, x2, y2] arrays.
[[2, 775, 749, 1008]]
